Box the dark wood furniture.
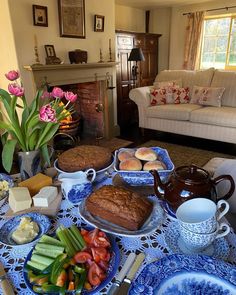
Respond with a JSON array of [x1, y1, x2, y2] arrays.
[[116, 30, 161, 128]]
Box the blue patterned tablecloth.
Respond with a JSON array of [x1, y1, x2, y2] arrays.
[[0, 177, 236, 294]]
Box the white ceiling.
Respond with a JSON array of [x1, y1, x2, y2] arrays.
[[115, 0, 216, 9]]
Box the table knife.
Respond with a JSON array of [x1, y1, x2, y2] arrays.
[[114, 253, 145, 295], [0, 262, 15, 295], [108, 252, 136, 295]]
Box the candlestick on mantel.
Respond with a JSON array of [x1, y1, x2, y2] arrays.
[[32, 34, 43, 66], [108, 39, 113, 62], [98, 48, 104, 63], [109, 38, 111, 51]]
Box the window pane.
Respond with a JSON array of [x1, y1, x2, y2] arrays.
[[200, 17, 230, 69], [228, 18, 236, 66]]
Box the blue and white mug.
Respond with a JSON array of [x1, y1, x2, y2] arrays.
[[58, 169, 96, 204], [176, 198, 229, 234]]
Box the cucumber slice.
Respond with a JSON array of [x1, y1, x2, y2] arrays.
[[35, 243, 64, 253], [33, 248, 63, 259], [26, 260, 48, 272], [31, 254, 54, 266], [39, 235, 63, 246]]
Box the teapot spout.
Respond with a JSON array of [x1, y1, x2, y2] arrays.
[[150, 169, 166, 200]]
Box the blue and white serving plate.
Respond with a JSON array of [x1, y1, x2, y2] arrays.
[[78, 195, 165, 237], [129, 254, 236, 295], [164, 221, 230, 260], [113, 147, 174, 186], [0, 212, 51, 246], [23, 228, 120, 295]]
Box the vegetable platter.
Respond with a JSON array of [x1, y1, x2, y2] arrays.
[[23, 225, 120, 294]]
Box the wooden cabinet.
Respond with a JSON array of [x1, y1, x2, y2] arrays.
[[116, 30, 161, 128]]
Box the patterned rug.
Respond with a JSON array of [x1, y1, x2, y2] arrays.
[[141, 140, 236, 168]]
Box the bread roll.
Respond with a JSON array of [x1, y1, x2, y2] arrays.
[[118, 149, 135, 162], [143, 160, 166, 171], [135, 147, 157, 161], [119, 158, 142, 171]]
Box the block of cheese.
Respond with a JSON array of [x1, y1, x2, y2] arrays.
[[18, 173, 52, 196], [9, 187, 32, 212], [33, 186, 58, 207]]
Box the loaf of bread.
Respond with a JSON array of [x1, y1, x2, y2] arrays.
[[58, 145, 112, 172], [85, 185, 153, 230], [135, 147, 157, 161], [143, 160, 166, 171], [118, 149, 135, 162], [119, 158, 142, 171]]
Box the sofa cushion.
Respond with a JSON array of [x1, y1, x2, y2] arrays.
[[190, 106, 236, 127], [146, 104, 202, 121], [173, 87, 190, 104], [190, 86, 225, 107], [211, 70, 236, 107], [155, 68, 215, 98]]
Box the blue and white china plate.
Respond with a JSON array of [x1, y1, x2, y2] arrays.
[[164, 221, 230, 260], [0, 212, 51, 246], [129, 254, 236, 295], [0, 173, 14, 205], [23, 228, 120, 295], [114, 147, 174, 186], [162, 201, 177, 220], [78, 195, 165, 237]]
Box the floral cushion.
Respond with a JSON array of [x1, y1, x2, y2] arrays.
[[150, 88, 167, 105], [190, 86, 225, 107], [173, 87, 190, 104]]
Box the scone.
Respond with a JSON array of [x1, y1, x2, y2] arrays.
[[143, 160, 166, 171], [119, 158, 142, 171], [85, 185, 153, 230], [135, 147, 157, 161], [118, 149, 135, 162]]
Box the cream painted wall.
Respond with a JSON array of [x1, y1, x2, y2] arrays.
[[115, 4, 145, 32], [169, 0, 236, 69], [149, 8, 171, 72]]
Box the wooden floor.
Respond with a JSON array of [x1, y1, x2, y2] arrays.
[[118, 123, 236, 156]]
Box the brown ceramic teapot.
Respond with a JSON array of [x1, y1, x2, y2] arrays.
[[151, 165, 235, 212]]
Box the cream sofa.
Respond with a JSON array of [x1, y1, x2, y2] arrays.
[[129, 68, 236, 144]]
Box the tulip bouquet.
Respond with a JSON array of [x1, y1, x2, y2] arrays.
[[0, 70, 78, 173]]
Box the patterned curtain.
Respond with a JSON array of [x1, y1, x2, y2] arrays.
[[183, 11, 205, 70]]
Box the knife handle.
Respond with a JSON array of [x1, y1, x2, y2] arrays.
[[116, 252, 136, 282], [0, 277, 15, 295], [126, 253, 145, 281]]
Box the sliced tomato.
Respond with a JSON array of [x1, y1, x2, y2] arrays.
[[91, 247, 108, 263], [74, 251, 92, 263], [88, 262, 105, 286], [81, 229, 89, 236], [93, 236, 111, 248]]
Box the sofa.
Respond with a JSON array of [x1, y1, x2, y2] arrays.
[[129, 68, 236, 144]]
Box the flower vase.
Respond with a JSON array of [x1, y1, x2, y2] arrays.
[[18, 150, 42, 180]]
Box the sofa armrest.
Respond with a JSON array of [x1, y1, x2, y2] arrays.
[[129, 86, 151, 107]]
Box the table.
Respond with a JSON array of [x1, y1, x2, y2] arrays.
[[0, 177, 236, 294]]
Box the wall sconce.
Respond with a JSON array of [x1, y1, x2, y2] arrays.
[[128, 48, 145, 85]]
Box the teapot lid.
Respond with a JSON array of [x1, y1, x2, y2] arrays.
[[174, 165, 210, 184]]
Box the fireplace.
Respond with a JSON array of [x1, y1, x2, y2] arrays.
[[24, 62, 119, 140]]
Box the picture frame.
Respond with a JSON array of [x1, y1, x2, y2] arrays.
[[33, 5, 48, 27], [58, 0, 85, 38], [94, 15, 104, 32], [44, 45, 56, 58]]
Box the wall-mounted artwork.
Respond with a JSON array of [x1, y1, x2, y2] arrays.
[[33, 5, 48, 27], [58, 0, 85, 38], [94, 15, 105, 32]]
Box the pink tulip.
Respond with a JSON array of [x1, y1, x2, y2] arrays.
[[51, 87, 64, 99], [64, 91, 77, 103], [8, 83, 24, 97], [5, 70, 19, 81], [41, 90, 52, 99], [39, 104, 57, 123]]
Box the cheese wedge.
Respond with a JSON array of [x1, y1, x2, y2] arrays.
[[33, 186, 58, 207], [9, 187, 32, 212], [18, 173, 52, 196]]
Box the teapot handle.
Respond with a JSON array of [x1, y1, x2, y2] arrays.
[[213, 174, 235, 201]]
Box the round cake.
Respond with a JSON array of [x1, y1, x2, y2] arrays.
[[57, 145, 112, 172]]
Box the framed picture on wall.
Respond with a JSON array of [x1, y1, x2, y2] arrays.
[[58, 0, 86, 38], [94, 15, 105, 32], [33, 5, 48, 27]]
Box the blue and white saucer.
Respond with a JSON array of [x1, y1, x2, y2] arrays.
[[164, 221, 230, 260]]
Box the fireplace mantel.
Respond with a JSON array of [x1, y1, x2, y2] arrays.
[[24, 62, 119, 89]]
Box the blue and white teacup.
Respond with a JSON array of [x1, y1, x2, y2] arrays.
[[58, 169, 96, 204], [179, 222, 230, 252], [176, 198, 229, 234]]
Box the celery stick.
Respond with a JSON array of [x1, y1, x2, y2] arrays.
[[56, 227, 75, 257], [67, 228, 83, 251], [70, 225, 86, 248], [63, 228, 77, 254]]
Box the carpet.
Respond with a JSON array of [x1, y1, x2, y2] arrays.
[[141, 140, 236, 168]]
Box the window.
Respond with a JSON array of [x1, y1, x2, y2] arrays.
[[200, 15, 236, 69]]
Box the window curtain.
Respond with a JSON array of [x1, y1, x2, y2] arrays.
[[183, 11, 205, 70]]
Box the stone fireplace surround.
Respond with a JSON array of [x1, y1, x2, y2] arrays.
[[24, 62, 119, 139]]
